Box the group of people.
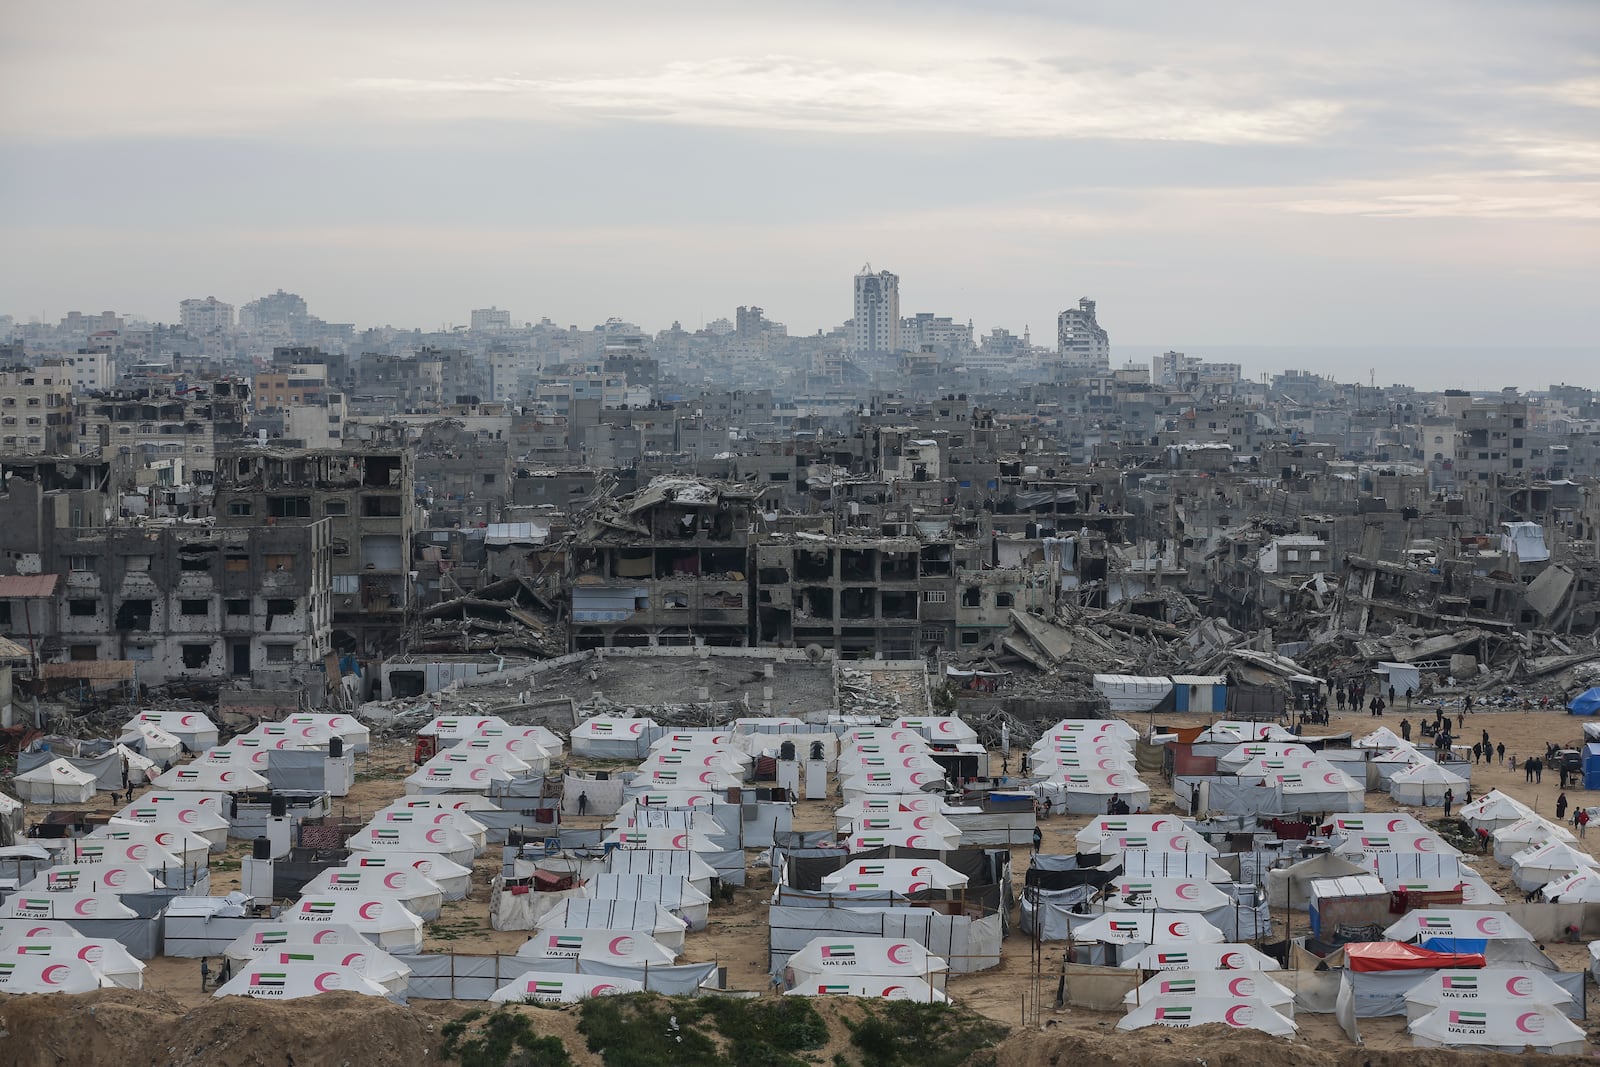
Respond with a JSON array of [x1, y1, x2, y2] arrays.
[[199, 956, 232, 991]]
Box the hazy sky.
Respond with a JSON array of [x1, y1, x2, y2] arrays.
[[2, 1, 1597, 363]]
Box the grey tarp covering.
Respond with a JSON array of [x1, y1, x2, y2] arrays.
[[163, 914, 276, 957], [466, 804, 562, 846], [397, 953, 718, 999], [63, 917, 164, 960], [1174, 776, 1287, 817], [263, 750, 329, 792], [0, 845, 53, 885], [16, 749, 122, 791], [1266, 853, 1371, 909], [561, 775, 625, 816], [1341, 967, 1584, 1020], [768, 901, 1000, 973]]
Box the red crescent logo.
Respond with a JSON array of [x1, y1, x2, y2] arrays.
[[1174, 883, 1198, 901], [313, 930, 337, 944], [425, 829, 446, 843], [181, 715, 196, 726], [1323, 773, 1341, 785], [313, 971, 341, 992], [469, 768, 488, 781], [1098, 759, 1115, 770], [342, 951, 365, 968], [1167, 922, 1189, 937], [1107, 773, 1127, 787], [1151, 819, 1168, 831], [1221, 952, 1243, 969], [699, 772, 717, 784], [913, 817, 931, 829], [384, 873, 405, 890], [155, 832, 175, 846], [127, 844, 148, 860], [74, 899, 97, 916], [906, 836, 927, 849], [103, 869, 127, 888], [671, 833, 688, 849], [939, 722, 955, 733], [1475, 916, 1501, 935], [1388, 819, 1406, 831], [1413, 837, 1436, 852], [77, 945, 104, 964], [629, 722, 643, 735], [359, 902, 381, 920], [886, 943, 912, 965], [1224, 1004, 1252, 1026], [1516, 1012, 1544, 1034], [177, 810, 196, 824], [1228, 976, 1253, 996], [220, 771, 235, 783], [881, 985, 906, 998], [902, 757, 918, 768], [589, 983, 618, 996], [1169, 835, 1191, 851], [40, 965, 69, 986], [329, 717, 344, 727], [907, 881, 928, 893], [1507, 976, 1533, 996], [608, 936, 635, 956]]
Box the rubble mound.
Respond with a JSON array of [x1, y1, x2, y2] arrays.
[[0, 988, 442, 1067]]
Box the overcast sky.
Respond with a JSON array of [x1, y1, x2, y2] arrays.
[[2, 1, 1597, 363]]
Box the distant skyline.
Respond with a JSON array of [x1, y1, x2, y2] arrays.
[[2, 2, 1597, 373]]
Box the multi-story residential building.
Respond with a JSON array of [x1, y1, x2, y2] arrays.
[[1454, 396, 1533, 484], [179, 297, 235, 335], [0, 367, 75, 455], [75, 380, 250, 482], [470, 307, 512, 332], [851, 265, 900, 355], [213, 446, 415, 656], [1056, 297, 1110, 372]]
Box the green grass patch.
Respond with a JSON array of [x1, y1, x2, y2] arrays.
[[440, 1007, 573, 1067], [845, 1002, 1006, 1067], [577, 993, 827, 1067]]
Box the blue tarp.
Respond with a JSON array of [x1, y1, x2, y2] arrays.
[[1421, 937, 1487, 954], [1568, 687, 1600, 715]]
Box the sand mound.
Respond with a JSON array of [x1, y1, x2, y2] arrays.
[[0, 989, 442, 1067], [977, 1024, 1595, 1067]]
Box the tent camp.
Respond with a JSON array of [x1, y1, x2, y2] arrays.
[[1071, 912, 1225, 946], [516, 928, 678, 967], [229, 944, 409, 995], [570, 716, 659, 759], [892, 717, 979, 743], [487, 972, 643, 1004], [21, 863, 158, 895], [820, 859, 969, 894], [1118, 996, 1297, 1036], [1046, 769, 1153, 815], [151, 762, 269, 793], [223, 921, 390, 964], [1075, 815, 1203, 851], [1492, 818, 1575, 865], [0, 954, 109, 994], [1, 893, 139, 921], [122, 711, 219, 751], [13, 759, 97, 804], [211, 958, 392, 1001], [1123, 970, 1293, 1015], [283, 714, 372, 753], [586, 874, 711, 931], [1389, 763, 1469, 806], [1385, 910, 1535, 946], [119, 722, 184, 767], [300, 867, 445, 921], [1403, 969, 1573, 1023], [785, 977, 946, 1003], [1511, 841, 1600, 892], [282, 896, 424, 953], [534, 900, 689, 954], [783, 936, 949, 992], [95, 821, 207, 867], [1409, 1004, 1585, 1054], [403, 760, 513, 795], [346, 852, 472, 901], [373, 807, 488, 853], [2, 935, 145, 988], [346, 824, 477, 868], [1120, 943, 1281, 971], [112, 800, 229, 850], [1540, 869, 1600, 903]]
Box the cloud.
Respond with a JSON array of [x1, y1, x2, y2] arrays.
[[1278, 175, 1600, 221], [348, 57, 1341, 145]]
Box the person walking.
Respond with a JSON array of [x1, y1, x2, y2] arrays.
[[1579, 809, 1590, 838], [1336, 688, 1346, 711], [577, 791, 589, 816], [200, 957, 210, 991], [1472, 742, 1483, 764], [1497, 742, 1505, 765], [1032, 825, 1043, 853], [1481, 728, 1490, 751], [1457, 710, 1465, 730], [1389, 684, 1397, 705], [1557, 793, 1569, 821], [1443, 788, 1454, 818], [1405, 687, 1414, 706], [1535, 758, 1544, 784], [1400, 718, 1411, 742]]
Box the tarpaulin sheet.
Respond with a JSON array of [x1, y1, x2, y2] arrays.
[[1345, 941, 1485, 972], [1421, 937, 1486, 954]]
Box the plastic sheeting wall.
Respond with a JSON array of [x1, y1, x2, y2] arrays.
[[396, 953, 718, 1000], [768, 903, 1000, 974], [162, 915, 263, 958], [561, 776, 625, 816]]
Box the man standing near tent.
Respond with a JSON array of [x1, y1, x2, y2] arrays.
[[578, 791, 589, 817], [200, 957, 210, 991], [1032, 825, 1042, 854], [1442, 789, 1453, 818]]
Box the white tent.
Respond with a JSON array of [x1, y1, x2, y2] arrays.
[[840, 828, 961, 852], [1, 935, 145, 989], [283, 896, 424, 953], [95, 820, 207, 867], [418, 715, 508, 740], [1046, 769, 1152, 815], [1321, 813, 1427, 836], [119, 722, 185, 766], [892, 717, 979, 743], [1372, 746, 1433, 783], [0, 920, 83, 946], [1511, 841, 1600, 891], [1389, 763, 1469, 806], [1123, 971, 1293, 1015], [570, 716, 658, 759], [637, 766, 743, 791], [21, 863, 158, 895], [1103, 877, 1233, 913], [1333, 831, 1459, 859], [847, 811, 962, 841], [403, 760, 513, 795], [112, 800, 229, 850], [151, 762, 270, 793], [785, 977, 946, 1003], [223, 921, 385, 962], [211, 958, 392, 1001], [202, 742, 273, 773], [604, 850, 717, 898], [1028, 753, 1138, 776], [231, 943, 410, 995], [1083, 828, 1218, 859], [1409, 1004, 1584, 1054], [640, 750, 749, 776], [300, 867, 445, 921], [283, 713, 371, 753], [1540, 868, 1600, 903], [474, 723, 564, 759], [1216, 743, 1317, 773], [604, 828, 720, 854], [111, 744, 159, 785], [820, 859, 968, 894], [1118, 852, 1233, 883], [1076, 815, 1202, 851], [1092, 675, 1173, 712], [0, 954, 109, 994], [1194, 721, 1298, 743], [784, 936, 949, 991], [1354, 726, 1408, 750], [838, 769, 946, 801], [1119, 943, 1281, 971], [1118, 997, 1296, 1036], [0, 893, 139, 921], [1404, 969, 1572, 1023], [517, 928, 678, 967], [456, 736, 550, 774], [346, 851, 472, 901], [346, 824, 476, 868], [248, 721, 336, 751], [487, 971, 643, 1004], [535, 900, 688, 954], [121, 710, 218, 751], [13, 759, 97, 804], [1384, 910, 1535, 943], [372, 807, 488, 853], [1071, 913, 1225, 946], [1493, 817, 1575, 865], [1462, 791, 1539, 833]]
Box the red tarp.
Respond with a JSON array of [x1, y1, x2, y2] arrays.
[[1344, 941, 1486, 972]]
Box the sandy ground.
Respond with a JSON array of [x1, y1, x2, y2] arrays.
[[10, 703, 1600, 1061]]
